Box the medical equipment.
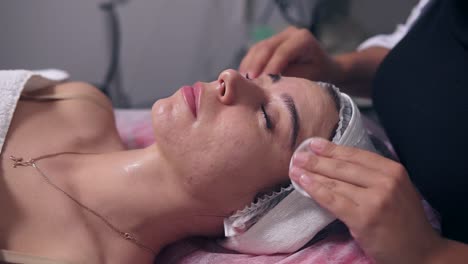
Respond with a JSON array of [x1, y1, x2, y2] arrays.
[[96, 0, 130, 107]]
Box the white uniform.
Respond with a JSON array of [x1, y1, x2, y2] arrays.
[[358, 0, 434, 51]]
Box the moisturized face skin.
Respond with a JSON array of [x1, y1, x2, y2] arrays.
[[151, 69, 339, 215]]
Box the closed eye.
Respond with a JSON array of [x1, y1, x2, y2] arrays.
[[261, 104, 273, 130]]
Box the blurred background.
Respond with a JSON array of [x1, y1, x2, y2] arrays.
[[0, 0, 417, 108]]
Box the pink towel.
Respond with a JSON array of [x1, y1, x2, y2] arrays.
[[156, 233, 372, 264], [114, 109, 155, 149]]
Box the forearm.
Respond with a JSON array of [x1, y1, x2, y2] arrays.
[[427, 238, 468, 264], [331, 47, 390, 98]]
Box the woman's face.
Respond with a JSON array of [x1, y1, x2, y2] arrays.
[[152, 69, 338, 214]]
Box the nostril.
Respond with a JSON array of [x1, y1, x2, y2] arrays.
[[217, 80, 226, 96]]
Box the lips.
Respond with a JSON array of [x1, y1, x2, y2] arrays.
[[181, 85, 197, 117], [193, 82, 202, 112]]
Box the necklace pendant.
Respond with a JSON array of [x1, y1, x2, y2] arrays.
[[9, 156, 35, 168], [123, 232, 135, 241]]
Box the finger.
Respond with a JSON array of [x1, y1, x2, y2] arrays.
[[292, 169, 359, 224], [242, 43, 276, 78], [239, 43, 264, 77], [307, 138, 400, 174], [263, 31, 311, 75], [239, 27, 296, 77], [290, 167, 366, 203], [262, 42, 297, 75], [292, 152, 380, 187]]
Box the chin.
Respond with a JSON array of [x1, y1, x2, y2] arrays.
[[151, 98, 171, 134], [151, 96, 194, 145], [152, 97, 170, 116], [152, 96, 179, 125]]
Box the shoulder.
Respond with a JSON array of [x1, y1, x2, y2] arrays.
[[55, 81, 113, 109], [26, 81, 112, 109], [44, 82, 115, 126], [48, 82, 124, 150]]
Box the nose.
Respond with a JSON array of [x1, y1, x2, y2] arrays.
[[216, 69, 248, 105]]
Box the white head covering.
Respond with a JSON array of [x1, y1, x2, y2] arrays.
[[221, 83, 376, 254]]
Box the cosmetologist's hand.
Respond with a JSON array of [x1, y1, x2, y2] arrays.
[[289, 138, 444, 264], [239, 26, 341, 81]]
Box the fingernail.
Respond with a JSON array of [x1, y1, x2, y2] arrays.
[[292, 153, 308, 167], [300, 174, 313, 186], [309, 138, 327, 153], [289, 166, 303, 182]]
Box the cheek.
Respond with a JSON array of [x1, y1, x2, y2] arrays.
[[177, 140, 263, 212], [207, 136, 289, 196], [180, 118, 268, 204], [192, 119, 262, 183], [217, 146, 291, 212], [152, 98, 179, 140], [196, 109, 262, 160], [151, 96, 199, 155]]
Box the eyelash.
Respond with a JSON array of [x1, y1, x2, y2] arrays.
[[261, 104, 273, 130]]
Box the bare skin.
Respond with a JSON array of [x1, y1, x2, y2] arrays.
[[0, 82, 134, 263], [0, 71, 338, 263], [241, 26, 468, 263], [239, 26, 389, 97]]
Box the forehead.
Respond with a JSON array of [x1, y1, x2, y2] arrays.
[[259, 76, 336, 144]]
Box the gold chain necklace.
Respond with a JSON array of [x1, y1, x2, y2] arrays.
[[9, 152, 157, 255]]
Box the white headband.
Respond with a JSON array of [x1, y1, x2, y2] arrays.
[[221, 83, 376, 254]]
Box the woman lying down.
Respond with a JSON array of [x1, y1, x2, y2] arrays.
[[0, 69, 376, 263]]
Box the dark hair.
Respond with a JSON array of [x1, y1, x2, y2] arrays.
[[319, 82, 341, 140]]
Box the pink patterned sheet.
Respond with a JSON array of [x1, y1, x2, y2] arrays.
[[115, 109, 155, 149], [155, 232, 371, 264], [114, 109, 440, 264]]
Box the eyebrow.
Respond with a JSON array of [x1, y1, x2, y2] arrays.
[[280, 93, 300, 150]]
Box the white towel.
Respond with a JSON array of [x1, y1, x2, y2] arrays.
[[0, 69, 69, 153]]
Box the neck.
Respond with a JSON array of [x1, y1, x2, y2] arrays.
[[57, 145, 224, 260]]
